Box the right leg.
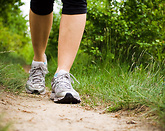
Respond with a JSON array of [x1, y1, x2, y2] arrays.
[[26, 0, 54, 94], [30, 0, 53, 62]]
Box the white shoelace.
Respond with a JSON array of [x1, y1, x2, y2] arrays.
[[52, 73, 80, 90], [29, 65, 48, 84]]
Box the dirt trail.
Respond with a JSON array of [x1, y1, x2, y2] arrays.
[[0, 91, 159, 131]]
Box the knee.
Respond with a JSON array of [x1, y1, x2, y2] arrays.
[[62, 0, 87, 15], [30, 0, 54, 15]]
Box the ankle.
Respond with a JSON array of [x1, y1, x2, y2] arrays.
[[33, 54, 46, 62], [33, 57, 44, 62], [55, 68, 69, 74]]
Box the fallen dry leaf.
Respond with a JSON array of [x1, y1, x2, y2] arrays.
[[22, 110, 34, 113], [114, 114, 121, 118], [126, 120, 137, 124], [28, 117, 34, 122]]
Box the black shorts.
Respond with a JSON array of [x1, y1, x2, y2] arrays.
[[30, 0, 87, 15]]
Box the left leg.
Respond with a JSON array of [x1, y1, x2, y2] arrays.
[[56, 14, 86, 73], [50, 0, 87, 103]]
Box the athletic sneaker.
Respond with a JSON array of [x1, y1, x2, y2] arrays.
[[50, 70, 81, 104], [26, 58, 48, 94]]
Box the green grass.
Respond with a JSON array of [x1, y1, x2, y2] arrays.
[[0, 52, 28, 93], [0, 114, 11, 131], [0, 52, 164, 129], [46, 53, 165, 128], [0, 52, 28, 131]]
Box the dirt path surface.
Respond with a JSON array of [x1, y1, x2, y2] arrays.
[[0, 91, 159, 131]]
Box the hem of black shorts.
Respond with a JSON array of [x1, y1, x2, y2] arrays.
[[62, 9, 87, 15], [30, 8, 53, 15]]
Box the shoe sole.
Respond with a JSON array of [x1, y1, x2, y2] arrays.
[[51, 93, 81, 104], [25, 87, 46, 95]]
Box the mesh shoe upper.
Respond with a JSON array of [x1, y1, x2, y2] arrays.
[[51, 70, 80, 102], [26, 62, 48, 94]]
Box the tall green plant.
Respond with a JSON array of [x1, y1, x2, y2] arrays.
[[80, 0, 165, 66], [0, 1, 31, 63]]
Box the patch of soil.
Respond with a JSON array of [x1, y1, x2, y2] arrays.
[[0, 91, 160, 131], [23, 65, 31, 73]]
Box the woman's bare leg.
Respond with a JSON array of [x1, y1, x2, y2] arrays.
[[56, 14, 86, 73], [29, 9, 53, 62]]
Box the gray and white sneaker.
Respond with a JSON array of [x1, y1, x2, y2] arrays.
[[26, 60, 48, 95], [50, 70, 81, 104]]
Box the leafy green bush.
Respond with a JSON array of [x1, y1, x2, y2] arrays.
[[0, 0, 33, 64], [81, 0, 165, 65], [46, 0, 165, 66], [0, 21, 32, 64]]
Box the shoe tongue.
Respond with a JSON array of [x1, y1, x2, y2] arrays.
[[54, 70, 68, 77], [32, 60, 45, 67]]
